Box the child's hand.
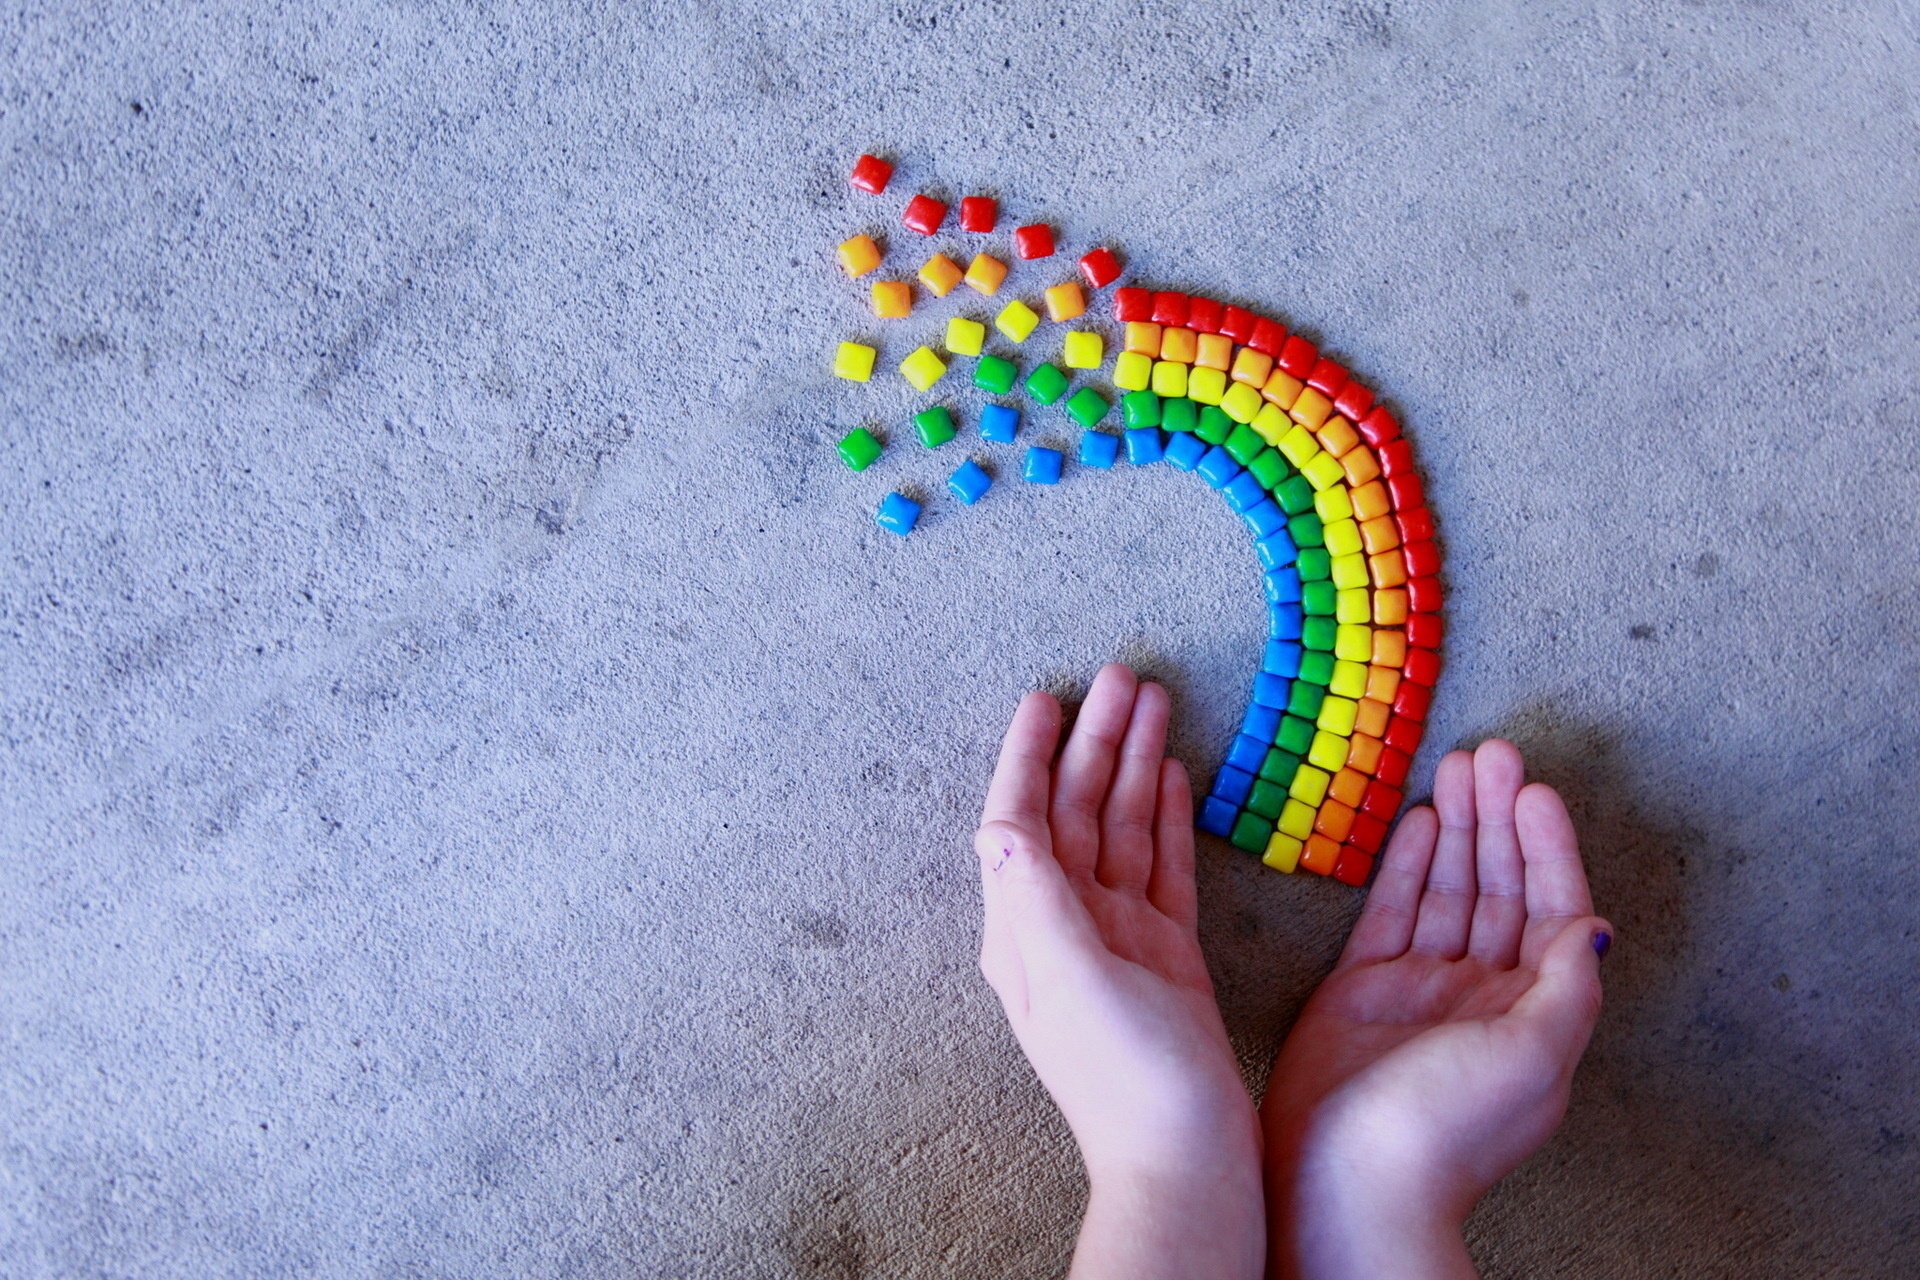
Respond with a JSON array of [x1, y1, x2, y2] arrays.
[[976, 664, 1264, 1280], [1262, 740, 1612, 1279]]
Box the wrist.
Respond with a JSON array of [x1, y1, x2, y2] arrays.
[[1074, 1134, 1265, 1280]]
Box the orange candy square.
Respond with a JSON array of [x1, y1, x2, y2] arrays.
[[1159, 326, 1198, 364], [1374, 588, 1409, 625], [1370, 551, 1409, 588], [1345, 735, 1385, 776], [1301, 833, 1342, 875], [1195, 332, 1234, 370], [1355, 697, 1392, 739], [1315, 800, 1357, 841], [1342, 448, 1382, 486], [1330, 767, 1370, 807], [1360, 515, 1401, 555], [1365, 665, 1402, 704], [1318, 417, 1359, 457], [1232, 346, 1275, 386], [1351, 480, 1391, 520], [1372, 630, 1408, 668], [1262, 369, 1304, 409]]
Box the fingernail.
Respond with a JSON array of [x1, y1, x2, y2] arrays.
[[992, 845, 1013, 873], [1592, 930, 1612, 959]]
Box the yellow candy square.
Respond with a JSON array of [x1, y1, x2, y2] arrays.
[[898, 345, 947, 392], [1335, 624, 1374, 662], [1188, 366, 1227, 405], [1308, 731, 1350, 772], [1062, 330, 1104, 370], [1329, 659, 1369, 699], [995, 299, 1040, 343], [1331, 552, 1370, 589], [1263, 832, 1303, 873], [1303, 452, 1346, 490], [1151, 360, 1188, 398], [964, 253, 1008, 296], [1315, 486, 1355, 523], [1159, 327, 1198, 364], [1263, 369, 1304, 409], [1252, 404, 1293, 447], [1335, 588, 1372, 625], [1316, 696, 1359, 736], [834, 341, 876, 382], [1124, 322, 1163, 356], [1278, 798, 1317, 840], [1291, 385, 1334, 428], [870, 279, 911, 319], [1324, 518, 1363, 556], [1045, 281, 1087, 322], [1220, 381, 1264, 424], [1278, 425, 1321, 468], [946, 316, 986, 357], [837, 234, 881, 278], [1114, 351, 1153, 391], [1288, 764, 1331, 806], [1195, 332, 1233, 370], [1232, 347, 1275, 386], [919, 253, 963, 297]]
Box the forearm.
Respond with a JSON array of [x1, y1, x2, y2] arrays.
[[1265, 1126, 1476, 1280], [1069, 1160, 1266, 1280]]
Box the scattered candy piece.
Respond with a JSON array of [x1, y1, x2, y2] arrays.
[[1079, 247, 1121, 288], [945, 316, 986, 357], [837, 427, 882, 471], [959, 195, 998, 232], [974, 354, 1018, 395], [995, 299, 1041, 343], [964, 253, 1009, 296], [870, 279, 911, 319], [949, 459, 992, 504], [902, 194, 947, 236], [919, 254, 963, 297], [849, 154, 893, 195], [1013, 223, 1056, 259], [1023, 446, 1064, 484], [875, 491, 920, 535], [1024, 362, 1070, 405], [1061, 330, 1104, 370], [833, 341, 876, 382], [837, 234, 881, 278], [914, 405, 958, 449], [980, 403, 1020, 443], [1045, 281, 1087, 323], [1079, 430, 1121, 469], [898, 345, 947, 392]]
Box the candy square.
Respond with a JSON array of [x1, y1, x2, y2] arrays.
[[1195, 332, 1234, 370], [964, 253, 1009, 296], [1307, 356, 1348, 395], [1230, 811, 1275, 854], [1162, 399, 1198, 434], [1113, 287, 1152, 321], [1151, 291, 1190, 327], [1318, 417, 1359, 458], [902, 194, 947, 235], [1263, 369, 1305, 410], [1013, 223, 1056, 259], [1025, 362, 1070, 405], [974, 354, 1018, 395], [949, 459, 992, 505], [1279, 334, 1318, 377], [1123, 389, 1163, 429], [876, 491, 920, 535], [1195, 406, 1233, 445], [1188, 297, 1223, 333], [1188, 366, 1227, 405], [1062, 330, 1104, 369], [980, 403, 1020, 443], [1113, 351, 1152, 391], [1079, 246, 1121, 288], [1024, 445, 1064, 484], [1334, 379, 1375, 421], [1163, 431, 1206, 470], [898, 345, 947, 391], [946, 316, 987, 356], [919, 254, 963, 297], [1263, 832, 1304, 873], [1159, 327, 1198, 364], [834, 341, 877, 382], [1198, 797, 1238, 837], [1124, 322, 1163, 356], [870, 279, 911, 318], [1232, 347, 1275, 386], [1125, 427, 1164, 464], [1079, 430, 1120, 469], [837, 234, 881, 278], [1045, 281, 1087, 322], [959, 195, 997, 232], [837, 426, 882, 471], [914, 405, 957, 448], [849, 154, 893, 194], [1248, 317, 1287, 355], [1066, 387, 1110, 427], [1291, 386, 1335, 429], [1221, 381, 1265, 424], [1151, 359, 1188, 398], [995, 299, 1041, 342]]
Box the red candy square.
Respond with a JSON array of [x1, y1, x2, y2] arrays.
[[1333, 380, 1375, 421], [1359, 780, 1403, 820], [1332, 848, 1373, 886], [1151, 291, 1190, 326], [1306, 357, 1349, 395], [1278, 335, 1318, 377], [1377, 439, 1415, 477], [1079, 246, 1121, 287], [1403, 648, 1441, 689], [1220, 306, 1256, 343], [1187, 297, 1223, 333], [1375, 747, 1412, 788], [1395, 508, 1435, 543], [1248, 317, 1287, 355], [1113, 287, 1152, 322], [1388, 473, 1427, 512], [1349, 812, 1389, 855], [849, 153, 893, 194], [1405, 614, 1443, 649], [1383, 717, 1423, 756], [959, 195, 997, 232], [1391, 682, 1431, 722], [1407, 576, 1443, 613], [1013, 223, 1056, 259], [1358, 406, 1401, 446], [1402, 539, 1440, 578], [902, 194, 947, 235]]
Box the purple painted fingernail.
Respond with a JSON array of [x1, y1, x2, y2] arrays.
[[992, 845, 1012, 872], [1592, 930, 1612, 959]]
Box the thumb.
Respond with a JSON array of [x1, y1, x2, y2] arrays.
[[1512, 916, 1612, 1067], [975, 820, 1102, 983]]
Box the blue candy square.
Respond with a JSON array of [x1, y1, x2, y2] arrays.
[[1079, 430, 1120, 469], [1269, 603, 1304, 640], [1242, 499, 1286, 537], [1163, 432, 1207, 471], [875, 491, 921, 536], [1252, 673, 1290, 709], [1023, 446, 1064, 484], [1223, 471, 1267, 513], [1210, 765, 1255, 807], [948, 459, 992, 505], [1264, 567, 1302, 604], [1226, 734, 1269, 774], [980, 403, 1020, 444], [1241, 704, 1282, 743], [1124, 427, 1165, 465], [1264, 640, 1303, 677], [1196, 446, 1241, 489], [1197, 796, 1238, 838]]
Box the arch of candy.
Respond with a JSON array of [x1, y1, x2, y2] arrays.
[[828, 155, 1443, 887]]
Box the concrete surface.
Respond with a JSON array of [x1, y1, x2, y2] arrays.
[[3, 2, 1917, 1276]]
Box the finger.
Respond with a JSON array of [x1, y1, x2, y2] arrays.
[[1338, 805, 1439, 967], [1146, 758, 1198, 928], [980, 691, 1063, 844], [1467, 740, 1528, 968], [1516, 782, 1594, 920], [1049, 663, 1140, 879], [1510, 915, 1612, 1069], [972, 824, 1104, 985], [1097, 680, 1171, 893], [1410, 750, 1477, 958]]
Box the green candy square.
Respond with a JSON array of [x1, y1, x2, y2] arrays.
[[1276, 714, 1315, 756], [1247, 448, 1288, 490], [1247, 779, 1288, 820], [1302, 617, 1338, 652], [1300, 581, 1337, 616], [1287, 683, 1326, 720], [1025, 362, 1070, 405], [1224, 423, 1265, 466], [1297, 548, 1332, 581], [1297, 651, 1336, 686], [914, 406, 957, 448], [837, 427, 882, 472], [1195, 405, 1233, 445], [1259, 748, 1300, 784], [1122, 389, 1163, 429], [1289, 512, 1325, 548], [1230, 811, 1275, 854], [974, 354, 1018, 395], [1275, 475, 1315, 515], [1066, 387, 1110, 427], [1162, 398, 1198, 433]]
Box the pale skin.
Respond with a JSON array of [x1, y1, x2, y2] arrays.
[[975, 664, 1612, 1279]]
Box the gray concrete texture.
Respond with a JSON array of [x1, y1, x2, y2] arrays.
[[2, 1, 1916, 1275]]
